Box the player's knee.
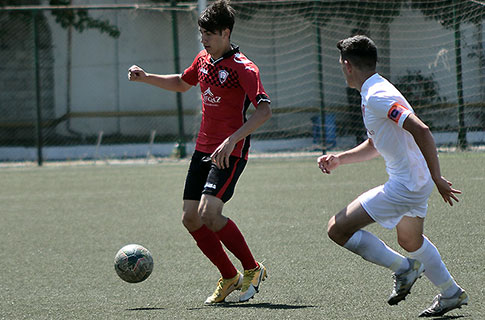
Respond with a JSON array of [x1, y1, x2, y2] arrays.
[[397, 234, 422, 252], [327, 217, 341, 243], [199, 208, 215, 228], [182, 210, 200, 231], [327, 216, 354, 246]]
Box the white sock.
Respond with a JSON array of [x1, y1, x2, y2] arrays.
[[343, 230, 409, 273], [408, 236, 460, 298]]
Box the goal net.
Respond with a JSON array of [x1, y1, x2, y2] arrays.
[[0, 0, 484, 162], [229, 0, 485, 153]]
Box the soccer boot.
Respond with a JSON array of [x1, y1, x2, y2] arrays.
[[204, 271, 243, 304], [239, 262, 267, 302], [419, 289, 469, 317], [387, 258, 425, 305]]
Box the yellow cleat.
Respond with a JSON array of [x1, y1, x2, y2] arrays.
[[204, 271, 243, 304], [239, 262, 267, 302]]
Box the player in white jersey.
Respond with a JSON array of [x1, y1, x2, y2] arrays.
[[318, 35, 468, 317]]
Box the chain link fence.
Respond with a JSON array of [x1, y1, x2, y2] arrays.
[[1, 1, 484, 164]]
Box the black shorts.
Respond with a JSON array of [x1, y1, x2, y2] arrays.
[[183, 150, 247, 203]]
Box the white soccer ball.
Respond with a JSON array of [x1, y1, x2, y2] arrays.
[[114, 244, 154, 283]]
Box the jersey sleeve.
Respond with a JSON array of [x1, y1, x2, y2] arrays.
[[368, 96, 412, 128], [181, 52, 202, 86], [237, 61, 270, 108]]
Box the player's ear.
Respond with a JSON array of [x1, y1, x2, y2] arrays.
[[222, 28, 231, 40], [343, 59, 352, 73]]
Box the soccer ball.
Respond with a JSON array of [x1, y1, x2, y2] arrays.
[[114, 244, 154, 283]]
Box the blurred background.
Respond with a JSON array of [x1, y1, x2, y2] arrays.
[[1, 0, 484, 164]]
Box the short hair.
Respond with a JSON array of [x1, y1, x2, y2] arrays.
[[198, 0, 235, 35], [337, 35, 377, 71]]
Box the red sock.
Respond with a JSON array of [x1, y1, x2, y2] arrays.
[[190, 225, 237, 279], [216, 219, 258, 270]]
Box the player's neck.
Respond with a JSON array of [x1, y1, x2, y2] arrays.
[[356, 71, 377, 92], [210, 42, 232, 61]]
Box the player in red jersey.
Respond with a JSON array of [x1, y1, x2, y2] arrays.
[[128, 0, 271, 304]]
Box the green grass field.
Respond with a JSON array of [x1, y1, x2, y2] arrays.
[[1, 153, 483, 319]]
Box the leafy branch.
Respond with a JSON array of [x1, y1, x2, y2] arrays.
[[50, 0, 120, 38]]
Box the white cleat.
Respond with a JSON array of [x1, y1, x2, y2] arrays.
[[419, 289, 469, 317], [388, 258, 424, 305]]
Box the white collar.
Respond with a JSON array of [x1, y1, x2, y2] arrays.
[[360, 73, 380, 95]]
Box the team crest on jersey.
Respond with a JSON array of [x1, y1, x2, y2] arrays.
[[218, 70, 229, 84]]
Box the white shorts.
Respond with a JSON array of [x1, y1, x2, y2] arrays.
[[358, 178, 434, 229]]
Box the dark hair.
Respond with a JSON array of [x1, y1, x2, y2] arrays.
[[198, 0, 235, 35], [337, 35, 378, 71]]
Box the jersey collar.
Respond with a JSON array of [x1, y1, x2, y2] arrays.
[[209, 44, 240, 65], [360, 73, 380, 96]]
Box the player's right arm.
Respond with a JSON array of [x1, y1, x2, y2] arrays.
[[128, 65, 192, 92], [317, 138, 380, 174]]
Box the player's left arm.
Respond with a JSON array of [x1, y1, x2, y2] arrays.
[[211, 101, 271, 169], [402, 113, 461, 206]]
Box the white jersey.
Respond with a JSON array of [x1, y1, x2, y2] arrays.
[[360, 73, 431, 191]]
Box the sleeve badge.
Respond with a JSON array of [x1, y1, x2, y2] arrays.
[[387, 103, 409, 123]]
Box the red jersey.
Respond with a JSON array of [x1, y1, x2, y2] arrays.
[[181, 46, 270, 159]]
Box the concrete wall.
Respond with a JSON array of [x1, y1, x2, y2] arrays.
[[1, 1, 483, 151]]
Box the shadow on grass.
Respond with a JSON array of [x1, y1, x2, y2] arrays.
[[428, 316, 466, 320], [126, 307, 165, 311], [188, 302, 316, 311]]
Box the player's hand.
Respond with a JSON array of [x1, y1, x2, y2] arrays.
[[317, 154, 340, 174], [434, 176, 461, 206], [211, 137, 235, 169], [128, 65, 147, 81]]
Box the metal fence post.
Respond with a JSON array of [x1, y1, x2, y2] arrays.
[[171, 0, 186, 158], [32, 10, 44, 166], [454, 0, 467, 150], [316, 24, 326, 155]]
